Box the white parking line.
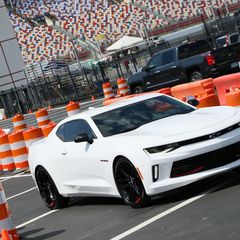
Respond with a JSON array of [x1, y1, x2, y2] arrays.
[[16, 210, 58, 229], [0, 172, 26, 182], [13, 175, 237, 234], [110, 177, 237, 240], [7, 187, 37, 200], [0, 174, 32, 180]]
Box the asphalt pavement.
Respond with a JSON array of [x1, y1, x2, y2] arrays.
[[1, 170, 240, 240]]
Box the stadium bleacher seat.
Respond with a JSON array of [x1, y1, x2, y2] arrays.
[[8, 0, 239, 64]]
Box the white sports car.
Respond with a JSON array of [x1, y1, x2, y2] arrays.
[[29, 93, 240, 209]]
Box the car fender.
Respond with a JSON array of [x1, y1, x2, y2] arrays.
[[110, 139, 153, 191]]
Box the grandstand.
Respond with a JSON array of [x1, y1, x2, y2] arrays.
[[5, 0, 240, 64]]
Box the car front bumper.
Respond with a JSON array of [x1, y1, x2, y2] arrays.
[[144, 128, 240, 196]]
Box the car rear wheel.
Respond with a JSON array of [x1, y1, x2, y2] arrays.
[[190, 71, 203, 81], [114, 158, 149, 208], [35, 166, 70, 210], [133, 85, 144, 94]]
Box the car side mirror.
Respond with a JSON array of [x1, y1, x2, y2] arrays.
[[74, 133, 93, 144], [187, 98, 199, 107]]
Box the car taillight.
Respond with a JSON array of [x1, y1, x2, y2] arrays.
[[205, 54, 216, 66]]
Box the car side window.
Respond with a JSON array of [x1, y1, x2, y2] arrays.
[[56, 120, 96, 142], [147, 54, 162, 69], [162, 50, 175, 65], [56, 124, 65, 141]]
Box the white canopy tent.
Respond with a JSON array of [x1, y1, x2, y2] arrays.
[[106, 36, 145, 52]]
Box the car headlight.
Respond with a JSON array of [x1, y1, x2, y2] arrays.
[[144, 143, 180, 154]]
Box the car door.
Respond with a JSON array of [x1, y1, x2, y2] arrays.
[[55, 119, 112, 196], [143, 53, 163, 89], [157, 49, 183, 87]]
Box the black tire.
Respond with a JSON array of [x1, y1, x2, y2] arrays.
[[133, 85, 144, 94], [114, 158, 149, 208], [190, 71, 203, 81], [35, 166, 70, 210]]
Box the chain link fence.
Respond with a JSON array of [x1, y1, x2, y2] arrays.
[[3, 13, 240, 118]]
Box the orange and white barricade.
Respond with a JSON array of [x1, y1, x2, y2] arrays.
[[42, 122, 57, 137], [12, 114, 27, 131], [102, 82, 114, 99], [0, 132, 15, 172], [35, 109, 51, 128], [23, 127, 44, 148], [0, 183, 19, 239], [117, 78, 130, 96], [66, 101, 80, 116], [8, 131, 28, 170]]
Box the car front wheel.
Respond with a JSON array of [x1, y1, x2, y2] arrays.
[[114, 158, 149, 208], [35, 166, 70, 210], [133, 85, 144, 94]]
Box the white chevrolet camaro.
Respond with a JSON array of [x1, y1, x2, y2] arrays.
[[29, 93, 240, 209]]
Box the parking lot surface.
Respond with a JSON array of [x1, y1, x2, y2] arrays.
[[1, 170, 239, 240]]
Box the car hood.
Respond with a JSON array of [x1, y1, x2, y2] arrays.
[[113, 106, 240, 146]]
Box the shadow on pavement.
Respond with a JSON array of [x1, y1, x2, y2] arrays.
[[18, 227, 65, 240]]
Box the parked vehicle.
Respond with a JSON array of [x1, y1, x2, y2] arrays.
[[216, 33, 240, 48], [29, 93, 240, 209], [128, 39, 240, 94]]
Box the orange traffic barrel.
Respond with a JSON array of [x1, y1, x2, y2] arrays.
[[8, 131, 28, 170], [117, 78, 130, 96], [102, 82, 114, 99], [12, 114, 27, 131], [0, 183, 20, 239], [0, 132, 15, 172], [42, 121, 56, 137], [66, 101, 80, 116], [23, 127, 44, 148], [35, 109, 51, 127]]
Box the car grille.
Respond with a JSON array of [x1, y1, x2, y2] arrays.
[[170, 141, 240, 178]]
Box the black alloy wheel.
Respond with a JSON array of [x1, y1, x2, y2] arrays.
[[114, 158, 149, 208], [133, 85, 144, 94], [35, 167, 69, 210], [190, 71, 203, 81]]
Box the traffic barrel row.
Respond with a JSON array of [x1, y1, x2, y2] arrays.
[[0, 123, 57, 173]]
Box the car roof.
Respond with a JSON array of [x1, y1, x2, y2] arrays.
[[63, 93, 165, 122]]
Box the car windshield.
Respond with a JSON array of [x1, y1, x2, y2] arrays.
[[92, 95, 195, 137]]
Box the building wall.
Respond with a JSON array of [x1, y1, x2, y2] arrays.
[[0, 0, 27, 91]]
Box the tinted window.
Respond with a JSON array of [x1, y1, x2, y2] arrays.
[[162, 50, 175, 65], [56, 119, 96, 142], [147, 54, 161, 69], [178, 40, 212, 60], [230, 34, 239, 43], [92, 96, 194, 137], [56, 124, 64, 141]]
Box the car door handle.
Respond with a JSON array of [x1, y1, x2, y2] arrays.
[[61, 150, 68, 155], [155, 70, 161, 73], [171, 66, 177, 69]]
